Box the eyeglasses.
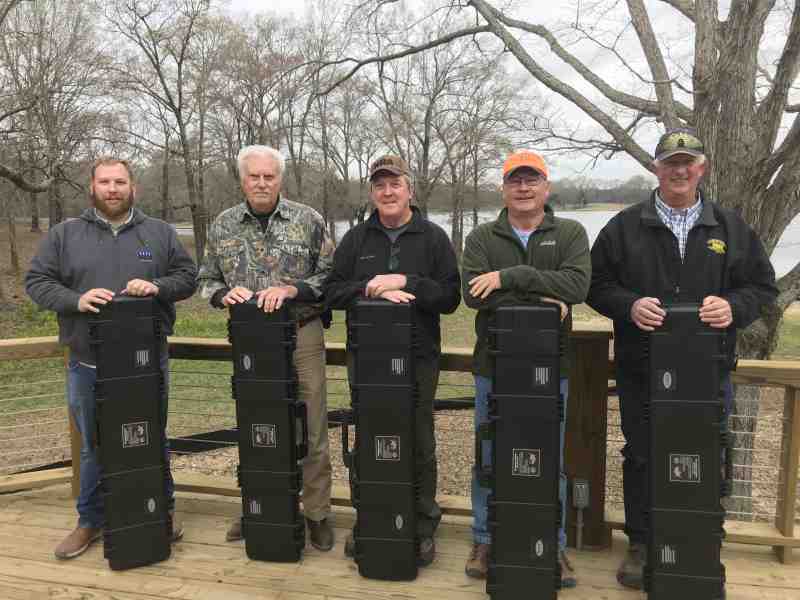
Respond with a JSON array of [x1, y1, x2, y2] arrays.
[[389, 242, 400, 272], [505, 174, 546, 188]]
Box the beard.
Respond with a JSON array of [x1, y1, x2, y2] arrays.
[[91, 191, 133, 221]]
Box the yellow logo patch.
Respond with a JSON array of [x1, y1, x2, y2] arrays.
[[707, 239, 726, 255]]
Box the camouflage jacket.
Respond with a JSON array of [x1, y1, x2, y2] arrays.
[[198, 198, 334, 322]]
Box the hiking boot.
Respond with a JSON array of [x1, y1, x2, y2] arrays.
[[418, 537, 435, 566], [168, 510, 184, 542], [559, 549, 578, 588], [225, 518, 242, 542], [344, 532, 355, 558], [465, 542, 490, 579], [617, 542, 646, 589], [306, 517, 334, 551], [54, 526, 102, 560]]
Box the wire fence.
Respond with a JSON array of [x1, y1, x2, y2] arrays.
[[2, 351, 798, 527]]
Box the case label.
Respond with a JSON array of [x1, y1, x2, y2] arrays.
[[252, 424, 277, 448], [657, 369, 677, 391], [532, 366, 550, 387], [135, 349, 151, 368], [669, 453, 701, 483], [391, 357, 406, 376], [247, 498, 262, 516], [122, 421, 149, 448], [512, 448, 541, 477], [375, 436, 401, 461], [658, 544, 677, 565]]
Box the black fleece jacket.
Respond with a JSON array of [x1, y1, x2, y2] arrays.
[[323, 207, 461, 356], [587, 192, 777, 366], [26, 207, 197, 364]]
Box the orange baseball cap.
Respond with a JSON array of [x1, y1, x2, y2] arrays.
[[502, 150, 548, 180]]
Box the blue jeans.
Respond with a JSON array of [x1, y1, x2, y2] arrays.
[[67, 346, 174, 529], [471, 375, 568, 551]]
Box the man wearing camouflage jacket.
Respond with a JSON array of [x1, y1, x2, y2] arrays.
[[197, 145, 336, 550]]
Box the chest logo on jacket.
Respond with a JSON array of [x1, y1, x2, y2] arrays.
[[539, 240, 556, 247], [707, 239, 726, 255], [137, 247, 153, 261]]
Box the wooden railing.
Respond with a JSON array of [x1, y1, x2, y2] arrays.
[[1, 325, 799, 563]]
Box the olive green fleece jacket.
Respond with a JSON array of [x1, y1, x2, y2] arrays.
[[461, 205, 591, 377]]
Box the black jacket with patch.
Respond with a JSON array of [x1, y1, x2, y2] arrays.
[[587, 192, 777, 366], [323, 207, 461, 356]]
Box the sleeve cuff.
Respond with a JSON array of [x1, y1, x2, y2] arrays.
[[293, 282, 316, 303], [210, 287, 229, 309], [404, 274, 419, 293]]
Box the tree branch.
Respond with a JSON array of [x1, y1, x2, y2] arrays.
[[467, 0, 654, 170], [625, 0, 681, 128], [313, 25, 491, 97], [756, 0, 800, 151], [0, 162, 53, 193], [484, 3, 693, 122]]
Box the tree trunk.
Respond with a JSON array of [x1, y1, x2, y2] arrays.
[[29, 191, 40, 232], [723, 384, 760, 522], [160, 156, 172, 222], [7, 211, 19, 275], [47, 181, 62, 227]]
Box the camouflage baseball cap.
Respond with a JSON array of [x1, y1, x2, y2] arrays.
[[369, 155, 410, 180], [654, 128, 705, 161]]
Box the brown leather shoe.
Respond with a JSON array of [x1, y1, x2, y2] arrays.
[[617, 542, 646, 589], [306, 517, 334, 551], [54, 526, 102, 560], [225, 518, 242, 542], [465, 542, 489, 579]]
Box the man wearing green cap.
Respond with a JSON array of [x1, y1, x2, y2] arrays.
[[587, 128, 777, 589], [323, 154, 461, 566]]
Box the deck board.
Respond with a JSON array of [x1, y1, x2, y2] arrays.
[[0, 485, 798, 599]]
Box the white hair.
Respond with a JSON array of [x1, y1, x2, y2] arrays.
[[237, 145, 285, 178]]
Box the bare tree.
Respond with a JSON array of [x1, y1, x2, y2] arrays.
[[108, 0, 217, 260], [335, 0, 800, 357]]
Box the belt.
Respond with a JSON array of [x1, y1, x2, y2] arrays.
[[298, 315, 319, 329]]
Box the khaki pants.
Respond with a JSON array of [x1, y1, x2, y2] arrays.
[[295, 318, 332, 521]]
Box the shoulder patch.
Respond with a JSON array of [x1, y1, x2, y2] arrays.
[[707, 239, 726, 255]]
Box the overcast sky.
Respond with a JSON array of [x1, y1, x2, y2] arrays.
[[219, 1, 782, 184]]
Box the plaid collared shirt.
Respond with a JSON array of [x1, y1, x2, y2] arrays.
[[654, 192, 702, 260]]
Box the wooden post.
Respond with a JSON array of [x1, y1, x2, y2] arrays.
[[565, 332, 613, 549], [774, 385, 800, 563]]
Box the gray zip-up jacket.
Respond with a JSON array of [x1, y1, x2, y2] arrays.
[[26, 207, 197, 364]]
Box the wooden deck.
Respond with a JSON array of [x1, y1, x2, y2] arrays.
[[0, 485, 798, 600]]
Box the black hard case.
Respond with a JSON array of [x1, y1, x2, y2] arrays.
[[484, 305, 562, 600], [646, 304, 727, 600], [346, 299, 419, 581], [90, 297, 171, 571], [228, 301, 308, 562]]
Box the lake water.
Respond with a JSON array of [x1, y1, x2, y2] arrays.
[[179, 208, 799, 278]]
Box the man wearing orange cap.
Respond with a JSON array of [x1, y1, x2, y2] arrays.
[[462, 150, 591, 586]]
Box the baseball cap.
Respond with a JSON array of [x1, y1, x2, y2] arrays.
[[369, 155, 410, 180], [503, 150, 548, 180], [654, 128, 705, 161]]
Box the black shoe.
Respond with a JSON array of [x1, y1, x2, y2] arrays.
[[617, 542, 646, 590], [344, 532, 355, 558], [418, 537, 435, 566], [307, 517, 334, 551]]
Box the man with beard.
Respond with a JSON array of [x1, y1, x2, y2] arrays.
[[26, 158, 197, 560], [197, 145, 336, 550]]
